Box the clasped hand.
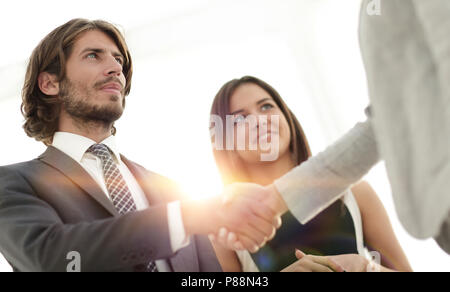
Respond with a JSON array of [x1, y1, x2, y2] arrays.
[[208, 183, 286, 253]]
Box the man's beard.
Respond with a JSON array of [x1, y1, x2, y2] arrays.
[[59, 77, 124, 128]]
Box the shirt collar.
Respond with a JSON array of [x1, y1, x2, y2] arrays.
[[52, 132, 120, 163]]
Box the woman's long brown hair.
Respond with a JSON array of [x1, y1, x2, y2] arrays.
[[210, 76, 311, 185]]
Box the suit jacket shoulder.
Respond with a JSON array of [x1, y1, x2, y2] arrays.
[[120, 155, 190, 204]]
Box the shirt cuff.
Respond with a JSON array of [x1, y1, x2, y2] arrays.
[[167, 201, 190, 253]]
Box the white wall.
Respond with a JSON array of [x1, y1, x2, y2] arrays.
[[0, 0, 448, 272]]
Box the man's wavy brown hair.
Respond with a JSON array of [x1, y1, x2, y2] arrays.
[[21, 18, 133, 146]]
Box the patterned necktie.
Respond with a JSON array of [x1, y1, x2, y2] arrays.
[[87, 143, 157, 272]]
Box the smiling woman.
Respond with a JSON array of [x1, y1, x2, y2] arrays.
[[206, 76, 415, 272]]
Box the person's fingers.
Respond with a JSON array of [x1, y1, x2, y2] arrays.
[[236, 234, 260, 253], [222, 195, 275, 248], [303, 260, 334, 273], [289, 263, 311, 272], [215, 227, 230, 247], [275, 216, 282, 229], [211, 229, 238, 250], [265, 217, 281, 240], [221, 201, 267, 242], [294, 267, 311, 272], [228, 204, 271, 247], [308, 255, 345, 272], [233, 241, 245, 251], [327, 259, 345, 273], [268, 227, 276, 241], [249, 199, 277, 223], [243, 213, 276, 243], [219, 227, 228, 241], [227, 232, 237, 248], [295, 249, 306, 260], [243, 214, 272, 246], [247, 200, 280, 241]]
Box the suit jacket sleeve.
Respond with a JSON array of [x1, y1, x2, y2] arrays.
[[0, 166, 174, 272], [274, 119, 380, 224]]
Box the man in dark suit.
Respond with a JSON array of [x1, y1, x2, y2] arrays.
[[0, 18, 279, 272]]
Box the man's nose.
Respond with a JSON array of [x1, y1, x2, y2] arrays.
[[103, 56, 122, 77]]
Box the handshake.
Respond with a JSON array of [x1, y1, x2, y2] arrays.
[[182, 183, 289, 253]]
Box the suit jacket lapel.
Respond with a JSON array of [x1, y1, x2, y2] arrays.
[[39, 146, 119, 217], [121, 155, 200, 272]]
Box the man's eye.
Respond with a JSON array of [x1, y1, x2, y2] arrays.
[[86, 53, 97, 59], [115, 57, 124, 65]]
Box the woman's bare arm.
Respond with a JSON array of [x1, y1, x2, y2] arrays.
[[352, 181, 413, 272]]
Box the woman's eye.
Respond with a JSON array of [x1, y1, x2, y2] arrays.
[[234, 115, 246, 125], [261, 103, 274, 111], [86, 53, 97, 59]]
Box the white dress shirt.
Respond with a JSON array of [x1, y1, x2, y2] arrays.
[[52, 132, 189, 271]]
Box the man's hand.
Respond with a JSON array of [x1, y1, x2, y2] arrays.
[[209, 182, 287, 252], [181, 183, 282, 252], [223, 183, 288, 215]]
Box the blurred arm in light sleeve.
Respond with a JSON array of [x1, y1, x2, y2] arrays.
[[274, 117, 380, 225]]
